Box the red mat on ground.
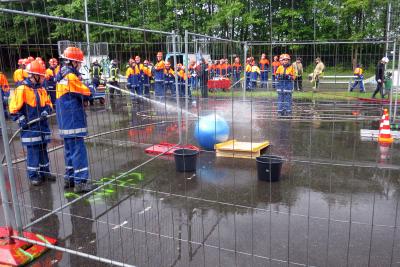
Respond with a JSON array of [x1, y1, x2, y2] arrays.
[[0, 227, 57, 266], [145, 142, 200, 156], [357, 97, 400, 104], [207, 79, 231, 90]]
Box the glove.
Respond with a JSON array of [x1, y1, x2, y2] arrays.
[[41, 110, 48, 120], [18, 116, 28, 129]]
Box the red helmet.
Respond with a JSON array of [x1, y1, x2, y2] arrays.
[[279, 54, 290, 60], [26, 56, 35, 63], [62, 47, 84, 62], [49, 58, 58, 65], [18, 58, 25, 65], [26, 60, 46, 76], [35, 57, 43, 61]]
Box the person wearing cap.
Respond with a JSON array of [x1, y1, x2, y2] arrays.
[[259, 53, 270, 88], [45, 58, 60, 105], [176, 63, 188, 97], [13, 58, 28, 87], [271, 56, 281, 89], [292, 57, 303, 91], [231, 57, 242, 89], [349, 64, 365, 93], [372, 57, 389, 98], [164, 61, 175, 97], [133, 56, 145, 100], [108, 59, 120, 98], [142, 59, 152, 98], [245, 57, 252, 90], [275, 53, 295, 116], [153, 52, 165, 100], [249, 58, 260, 91], [188, 60, 198, 91], [89, 59, 102, 91], [311, 57, 325, 91], [9, 59, 55, 186], [0, 70, 10, 119], [56, 46, 93, 193]]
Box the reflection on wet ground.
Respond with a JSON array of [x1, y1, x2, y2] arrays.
[[1, 96, 400, 266]]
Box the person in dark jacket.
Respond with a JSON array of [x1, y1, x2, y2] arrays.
[[372, 57, 389, 98], [197, 58, 209, 98]]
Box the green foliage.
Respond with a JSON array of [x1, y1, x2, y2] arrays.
[[0, 0, 396, 44]]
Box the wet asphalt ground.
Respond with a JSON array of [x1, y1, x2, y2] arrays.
[[1, 95, 400, 267]]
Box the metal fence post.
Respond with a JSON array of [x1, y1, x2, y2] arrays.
[[172, 31, 182, 144], [0, 98, 23, 235], [184, 30, 189, 144], [243, 41, 248, 99]]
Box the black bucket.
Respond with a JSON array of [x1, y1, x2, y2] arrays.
[[174, 149, 199, 172], [256, 155, 284, 182]]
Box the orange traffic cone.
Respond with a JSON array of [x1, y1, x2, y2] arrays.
[[378, 109, 394, 144]]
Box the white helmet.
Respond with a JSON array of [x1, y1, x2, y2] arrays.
[[382, 57, 389, 63]]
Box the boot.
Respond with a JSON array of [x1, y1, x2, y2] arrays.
[[30, 178, 43, 186], [64, 180, 75, 189], [74, 182, 97, 194], [43, 173, 57, 182]]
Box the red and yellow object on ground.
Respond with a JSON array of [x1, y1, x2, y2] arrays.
[[0, 227, 57, 266], [378, 109, 394, 144]]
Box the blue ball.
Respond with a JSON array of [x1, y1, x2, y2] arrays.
[[194, 114, 230, 150]]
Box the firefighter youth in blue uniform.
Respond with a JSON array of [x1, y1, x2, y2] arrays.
[[153, 52, 165, 100], [275, 54, 295, 116], [9, 60, 56, 186], [45, 58, 59, 105], [349, 64, 365, 92], [56, 47, 93, 193]]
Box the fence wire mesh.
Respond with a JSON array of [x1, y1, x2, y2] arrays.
[[1, 2, 400, 267]]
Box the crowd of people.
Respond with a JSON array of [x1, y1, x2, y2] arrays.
[[0, 48, 392, 191]]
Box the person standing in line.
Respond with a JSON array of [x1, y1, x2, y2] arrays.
[[231, 57, 242, 88], [275, 54, 295, 116], [9, 60, 55, 185], [0, 70, 10, 119], [13, 58, 28, 87], [153, 52, 165, 100], [372, 57, 389, 99], [89, 59, 102, 91], [292, 57, 303, 92], [142, 59, 152, 98], [271, 56, 281, 89], [56, 47, 93, 193], [45, 58, 60, 105], [197, 58, 209, 98], [311, 57, 325, 91], [249, 58, 260, 91], [259, 53, 270, 88], [108, 59, 120, 98]]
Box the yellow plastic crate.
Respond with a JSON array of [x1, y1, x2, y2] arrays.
[[214, 139, 270, 159]]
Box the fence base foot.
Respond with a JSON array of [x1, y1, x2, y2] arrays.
[[0, 227, 57, 266]]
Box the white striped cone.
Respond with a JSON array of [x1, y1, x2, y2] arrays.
[[378, 112, 393, 144]]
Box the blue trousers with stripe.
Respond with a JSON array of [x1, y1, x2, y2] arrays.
[[64, 137, 89, 184], [26, 143, 50, 181]]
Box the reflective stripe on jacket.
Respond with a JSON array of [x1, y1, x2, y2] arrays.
[[276, 65, 294, 92], [9, 80, 52, 145], [56, 66, 91, 138]]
